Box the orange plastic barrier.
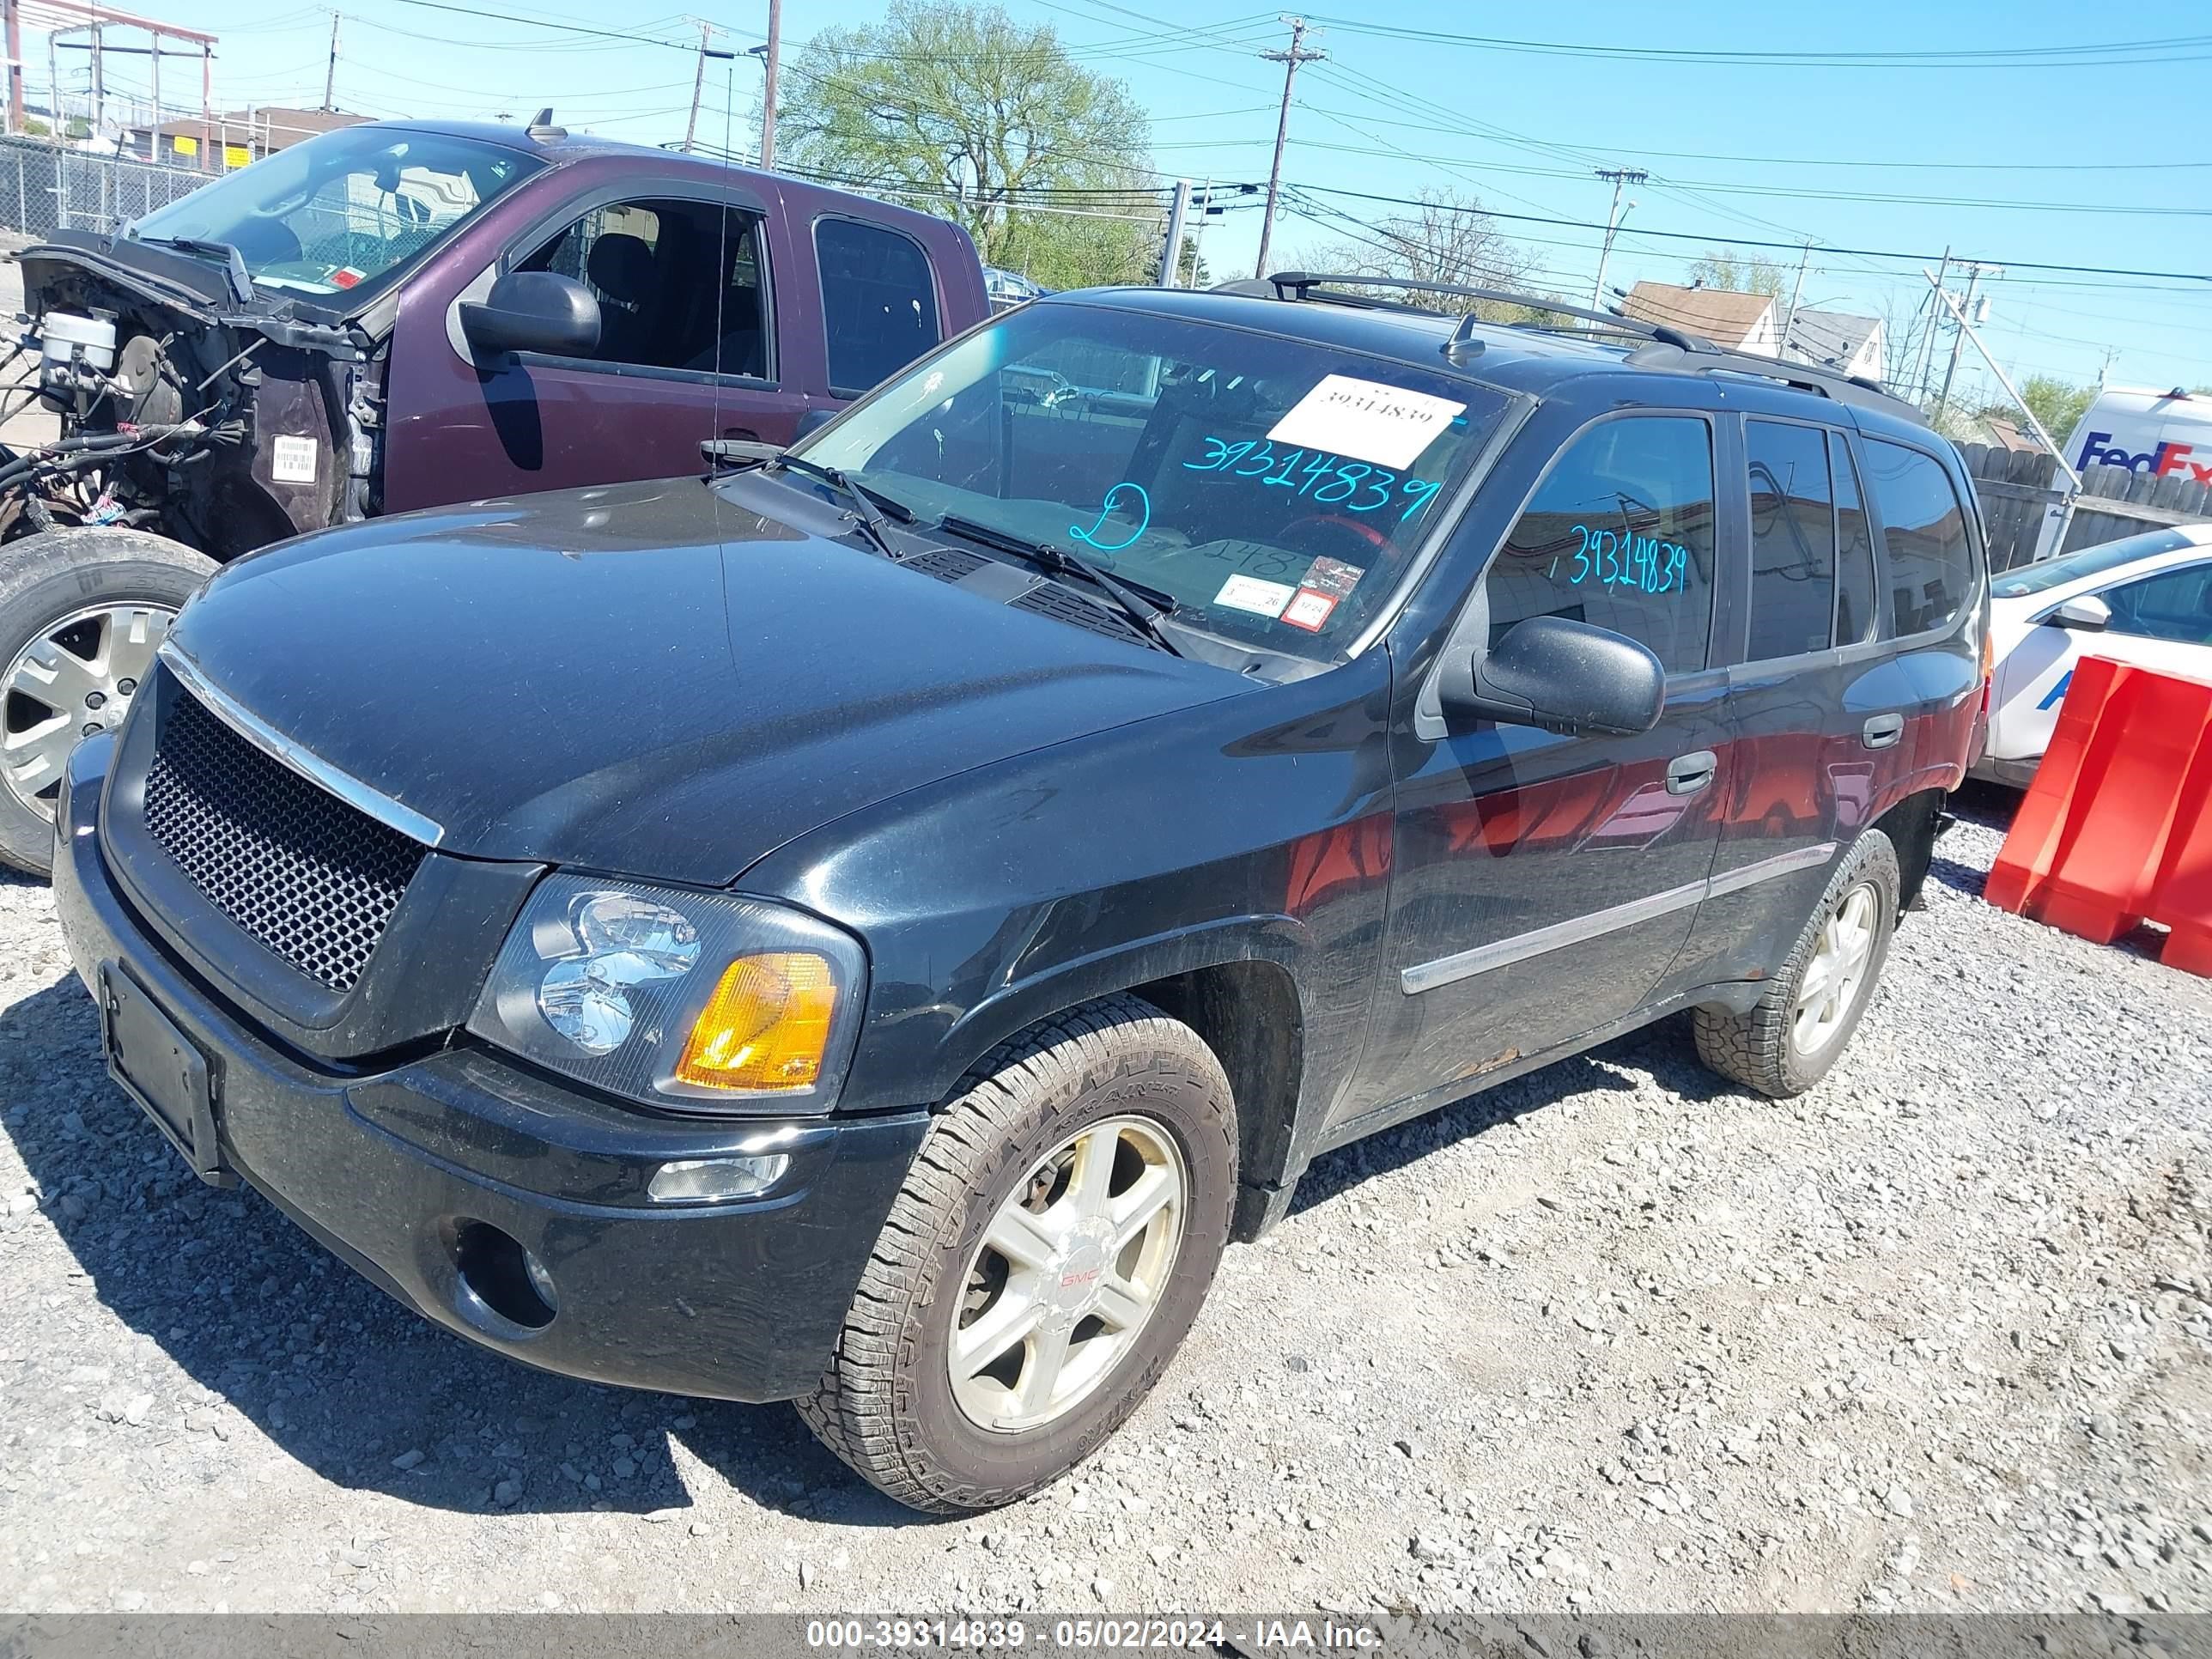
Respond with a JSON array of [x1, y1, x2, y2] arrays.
[[1986, 656, 2212, 975]]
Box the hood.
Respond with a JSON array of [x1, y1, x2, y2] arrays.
[[165, 476, 1249, 885]]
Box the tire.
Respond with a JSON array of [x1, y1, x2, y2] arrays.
[[796, 994, 1238, 1514], [0, 527, 216, 877], [1692, 830, 1901, 1099]]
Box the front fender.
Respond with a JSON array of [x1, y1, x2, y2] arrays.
[[738, 653, 1398, 1146]]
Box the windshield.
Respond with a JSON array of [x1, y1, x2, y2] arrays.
[[1992, 528, 2201, 598], [131, 126, 541, 300], [797, 300, 1510, 659]]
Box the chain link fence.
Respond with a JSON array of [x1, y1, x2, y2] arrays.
[[0, 135, 215, 240]]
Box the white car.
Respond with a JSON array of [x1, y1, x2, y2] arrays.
[[1976, 523, 2212, 787]]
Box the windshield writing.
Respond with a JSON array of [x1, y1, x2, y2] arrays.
[[796, 302, 1509, 660]]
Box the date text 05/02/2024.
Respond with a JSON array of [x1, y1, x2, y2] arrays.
[[802, 1617, 1384, 1650]]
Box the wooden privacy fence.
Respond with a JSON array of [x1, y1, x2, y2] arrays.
[[1956, 441, 2212, 572]]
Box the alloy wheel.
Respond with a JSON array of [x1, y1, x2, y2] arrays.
[[2, 602, 173, 818], [1792, 881, 1879, 1056], [948, 1115, 1188, 1433]]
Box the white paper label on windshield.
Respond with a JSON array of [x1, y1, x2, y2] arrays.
[[1267, 374, 1467, 470], [1213, 574, 1296, 617], [270, 434, 317, 485]]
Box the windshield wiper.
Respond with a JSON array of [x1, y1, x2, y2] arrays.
[[133, 234, 254, 306], [772, 454, 916, 562], [933, 513, 1186, 658]]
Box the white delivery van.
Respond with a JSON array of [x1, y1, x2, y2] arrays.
[[2062, 386, 2212, 484]]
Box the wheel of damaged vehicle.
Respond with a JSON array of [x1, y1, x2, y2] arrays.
[[0, 527, 216, 877], [796, 994, 1237, 1513], [1692, 829, 1900, 1099]]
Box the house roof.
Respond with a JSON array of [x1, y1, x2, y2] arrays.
[[140, 107, 368, 151], [1785, 308, 1881, 371], [1620, 280, 1775, 348]]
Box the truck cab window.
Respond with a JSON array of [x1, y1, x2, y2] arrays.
[[816, 218, 940, 394], [520, 199, 770, 377]]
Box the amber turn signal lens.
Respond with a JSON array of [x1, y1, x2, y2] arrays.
[[674, 952, 837, 1091]]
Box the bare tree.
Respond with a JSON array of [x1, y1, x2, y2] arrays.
[[1299, 189, 1538, 315], [1686, 249, 1785, 299]]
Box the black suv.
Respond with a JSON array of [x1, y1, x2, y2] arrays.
[[52, 276, 1987, 1514]]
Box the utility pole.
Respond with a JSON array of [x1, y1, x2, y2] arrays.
[[1779, 238, 1811, 361], [1936, 260, 2000, 420], [87, 21, 100, 141], [1587, 167, 1645, 310], [3, 0, 23, 137], [1187, 178, 1213, 287], [758, 0, 781, 171], [1253, 15, 1323, 280], [684, 20, 712, 154], [321, 11, 341, 112], [1911, 246, 1951, 401], [1159, 179, 1192, 287]]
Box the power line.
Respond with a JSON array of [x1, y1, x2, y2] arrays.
[[1286, 182, 2212, 285], [1296, 14, 2212, 69]]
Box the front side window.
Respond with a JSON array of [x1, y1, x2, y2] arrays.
[[520, 199, 770, 376], [794, 301, 1510, 659], [132, 125, 540, 298], [2103, 562, 2212, 645], [817, 219, 940, 392], [1484, 416, 1718, 676], [1863, 440, 1976, 635], [1745, 420, 1836, 660]]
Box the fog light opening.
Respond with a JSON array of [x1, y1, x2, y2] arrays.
[[452, 1221, 557, 1333], [647, 1152, 791, 1205]]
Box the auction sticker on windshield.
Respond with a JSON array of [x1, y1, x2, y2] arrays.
[[1268, 374, 1467, 469], [1214, 574, 1297, 617]]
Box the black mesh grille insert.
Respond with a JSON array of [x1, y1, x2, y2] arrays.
[[143, 687, 427, 993], [1012, 582, 1148, 645]]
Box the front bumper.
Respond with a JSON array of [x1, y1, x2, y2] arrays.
[[52, 733, 929, 1403]]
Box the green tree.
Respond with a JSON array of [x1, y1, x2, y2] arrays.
[[1977, 375, 2095, 443], [1686, 249, 1784, 299], [778, 1, 1160, 288]]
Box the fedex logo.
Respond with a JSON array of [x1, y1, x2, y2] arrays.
[[2075, 431, 2212, 483]]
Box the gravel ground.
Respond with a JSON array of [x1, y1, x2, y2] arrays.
[[1, 787, 2209, 1617]]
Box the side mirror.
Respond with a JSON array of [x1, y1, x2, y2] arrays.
[[1439, 615, 1667, 737], [459, 270, 600, 360], [792, 406, 839, 442], [2046, 593, 2111, 632]]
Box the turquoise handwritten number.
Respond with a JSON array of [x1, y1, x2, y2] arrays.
[[1565, 524, 1689, 594], [1182, 433, 1444, 526], [1070, 483, 1151, 552]]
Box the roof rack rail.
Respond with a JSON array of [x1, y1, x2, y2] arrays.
[[1262, 271, 1706, 351], [1256, 270, 1925, 426], [1622, 339, 1922, 420]]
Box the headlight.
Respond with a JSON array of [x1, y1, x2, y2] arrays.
[[466, 873, 866, 1114]]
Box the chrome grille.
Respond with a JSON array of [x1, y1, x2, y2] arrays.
[[142, 685, 425, 993]]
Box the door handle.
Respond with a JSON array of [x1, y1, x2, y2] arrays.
[[1862, 713, 1906, 750], [1666, 750, 1717, 795]]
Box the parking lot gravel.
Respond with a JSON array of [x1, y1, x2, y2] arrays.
[[2, 786, 2208, 1618]]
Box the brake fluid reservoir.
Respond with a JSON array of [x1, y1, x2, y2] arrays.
[[40, 310, 118, 374]]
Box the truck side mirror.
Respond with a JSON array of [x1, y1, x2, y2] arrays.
[[459, 271, 600, 361], [2046, 593, 2111, 632], [1437, 615, 1667, 737]]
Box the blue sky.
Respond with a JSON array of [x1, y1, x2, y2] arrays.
[[63, 0, 2212, 403]]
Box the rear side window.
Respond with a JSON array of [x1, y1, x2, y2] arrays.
[[1832, 433, 1878, 645], [1486, 415, 1717, 676], [1746, 421, 1835, 660], [1863, 441, 1975, 635], [817, 218, 940, 393]]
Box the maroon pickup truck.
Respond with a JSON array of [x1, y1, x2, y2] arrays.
[[0, 112, 988, 872]]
